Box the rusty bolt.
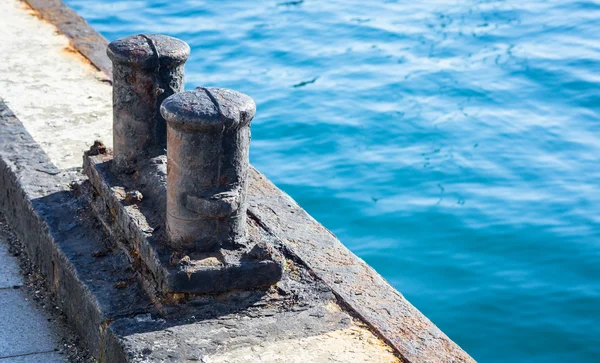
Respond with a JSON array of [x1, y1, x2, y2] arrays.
[[107, 34, 190, 173], [160, 87, 256, 252], [125, 190, 143, 204], [88, 140, 107, 156]]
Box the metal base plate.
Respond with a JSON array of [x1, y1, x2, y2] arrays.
[[83, 151, 283, 295]]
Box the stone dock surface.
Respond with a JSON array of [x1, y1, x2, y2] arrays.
[[0, 216, 67, 363], [0, 0, 475, 362], [0, 214, 94, 362]]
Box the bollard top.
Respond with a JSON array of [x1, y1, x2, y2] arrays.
[[161, 87, 256, 130], [107, 34, 190, 68]]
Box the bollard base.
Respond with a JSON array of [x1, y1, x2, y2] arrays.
[[82, 151, 283, 296]]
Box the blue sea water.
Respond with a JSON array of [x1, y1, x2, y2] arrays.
[[64, 0, 600, 361]]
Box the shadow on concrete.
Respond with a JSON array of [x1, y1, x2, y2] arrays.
[[32, 188, 269, 335]]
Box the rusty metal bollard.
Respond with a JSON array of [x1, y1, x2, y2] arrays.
[[107, 34, 190, 172], [160, 87, 256, 252]]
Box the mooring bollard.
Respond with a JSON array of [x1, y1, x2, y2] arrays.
[[107, 34, 190, 172], [160, 87, 256, 252]]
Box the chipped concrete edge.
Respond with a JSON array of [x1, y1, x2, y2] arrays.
[[247, 169, 474, 363], [23, 0, 113, 79], [11, 1, 475, 362]]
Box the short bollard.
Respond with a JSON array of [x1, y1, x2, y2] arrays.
[[160, 87, 256, 252], [107, 34, 190, 172]]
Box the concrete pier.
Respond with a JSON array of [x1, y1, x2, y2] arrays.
[[0, 0, 475, 362]]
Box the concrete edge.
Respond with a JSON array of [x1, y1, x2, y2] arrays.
[[22, 0, 113, 79], [0, 100, 155, 362], [247, 170, 474, 362], [0, 100, 108, 359], [11, 1, 475, 362]]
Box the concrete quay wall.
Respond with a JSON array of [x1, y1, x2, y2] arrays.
[[0, 0, 474, 361]]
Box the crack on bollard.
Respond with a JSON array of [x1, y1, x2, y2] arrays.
[[139, 34, 161, 69], [139, 35, 163, 99], [140, 34, 166, 150], [198, 87, 221, 115]]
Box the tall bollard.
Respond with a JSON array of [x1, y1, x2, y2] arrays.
[[107, 34, 190, 172], [160, 87, 256, 252]]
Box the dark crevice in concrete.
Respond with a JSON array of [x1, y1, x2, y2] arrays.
[[0, 350, 60, 360], [0, 286, 23, 290]]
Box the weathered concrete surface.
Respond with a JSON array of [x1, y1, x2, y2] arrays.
[[0, 289, 65, 360], [23, 0, 113, 78], [106, 263, 400, 362], [205, 328, 395, 363], [0, 214, 94, 362], [0, 221, 67, 362], [1, 352, 66, 363], [202, 326, 397, 363], [82, 154, 283, 295], [247, 171, 473, 361], [0, 0, 112, 170], [0, 239, 22, 289], [0, 99, 399, 362], [0, 100, 156, 361], [0, 0, 475, 361], [120, 325, 399, 363]]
